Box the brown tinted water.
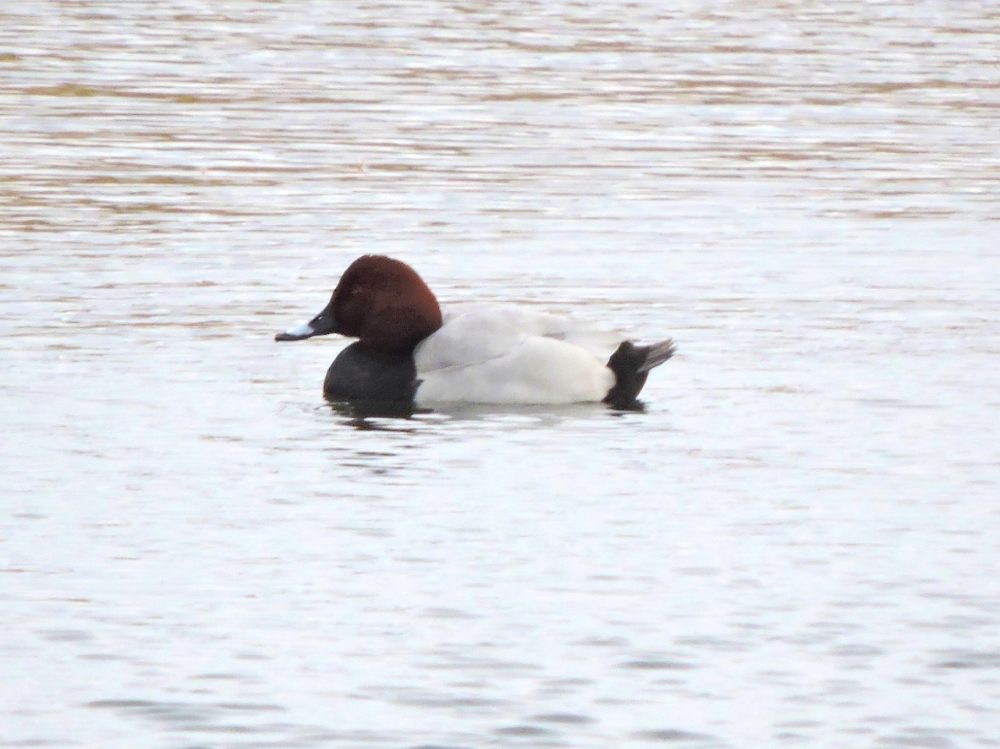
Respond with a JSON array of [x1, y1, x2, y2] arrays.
[[2, 2, 999, 747]]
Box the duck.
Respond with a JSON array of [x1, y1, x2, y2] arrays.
[[275, 255, 675, 409]]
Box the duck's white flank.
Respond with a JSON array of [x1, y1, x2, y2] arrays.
[[413, 305, 618, 405]]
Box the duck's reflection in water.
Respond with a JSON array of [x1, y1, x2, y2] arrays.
[[324, 397, 650, 433]]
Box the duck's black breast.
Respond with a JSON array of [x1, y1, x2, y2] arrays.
[[323, 341, 418, 403]]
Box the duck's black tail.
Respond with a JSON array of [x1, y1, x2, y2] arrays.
[[603, 339, 676, 410]]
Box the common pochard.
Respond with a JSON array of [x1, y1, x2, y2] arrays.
[[276, 255, 674, 409]]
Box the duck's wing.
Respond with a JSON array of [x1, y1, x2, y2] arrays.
[[415, 304, 621, 373], [415, 334, 616, 405]]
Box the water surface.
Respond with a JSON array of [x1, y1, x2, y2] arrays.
[[2, 1, 999, 747]]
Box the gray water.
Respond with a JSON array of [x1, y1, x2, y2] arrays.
[[2, 1, 999, 747]]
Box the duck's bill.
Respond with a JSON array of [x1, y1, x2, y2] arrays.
[[275, 306, 339, 341], [275, 321, 317, 341]]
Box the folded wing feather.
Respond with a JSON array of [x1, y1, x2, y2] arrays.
[[412, 305, 618, 405]]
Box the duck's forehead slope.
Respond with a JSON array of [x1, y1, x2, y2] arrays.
[[335, 255, 433, 298]]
